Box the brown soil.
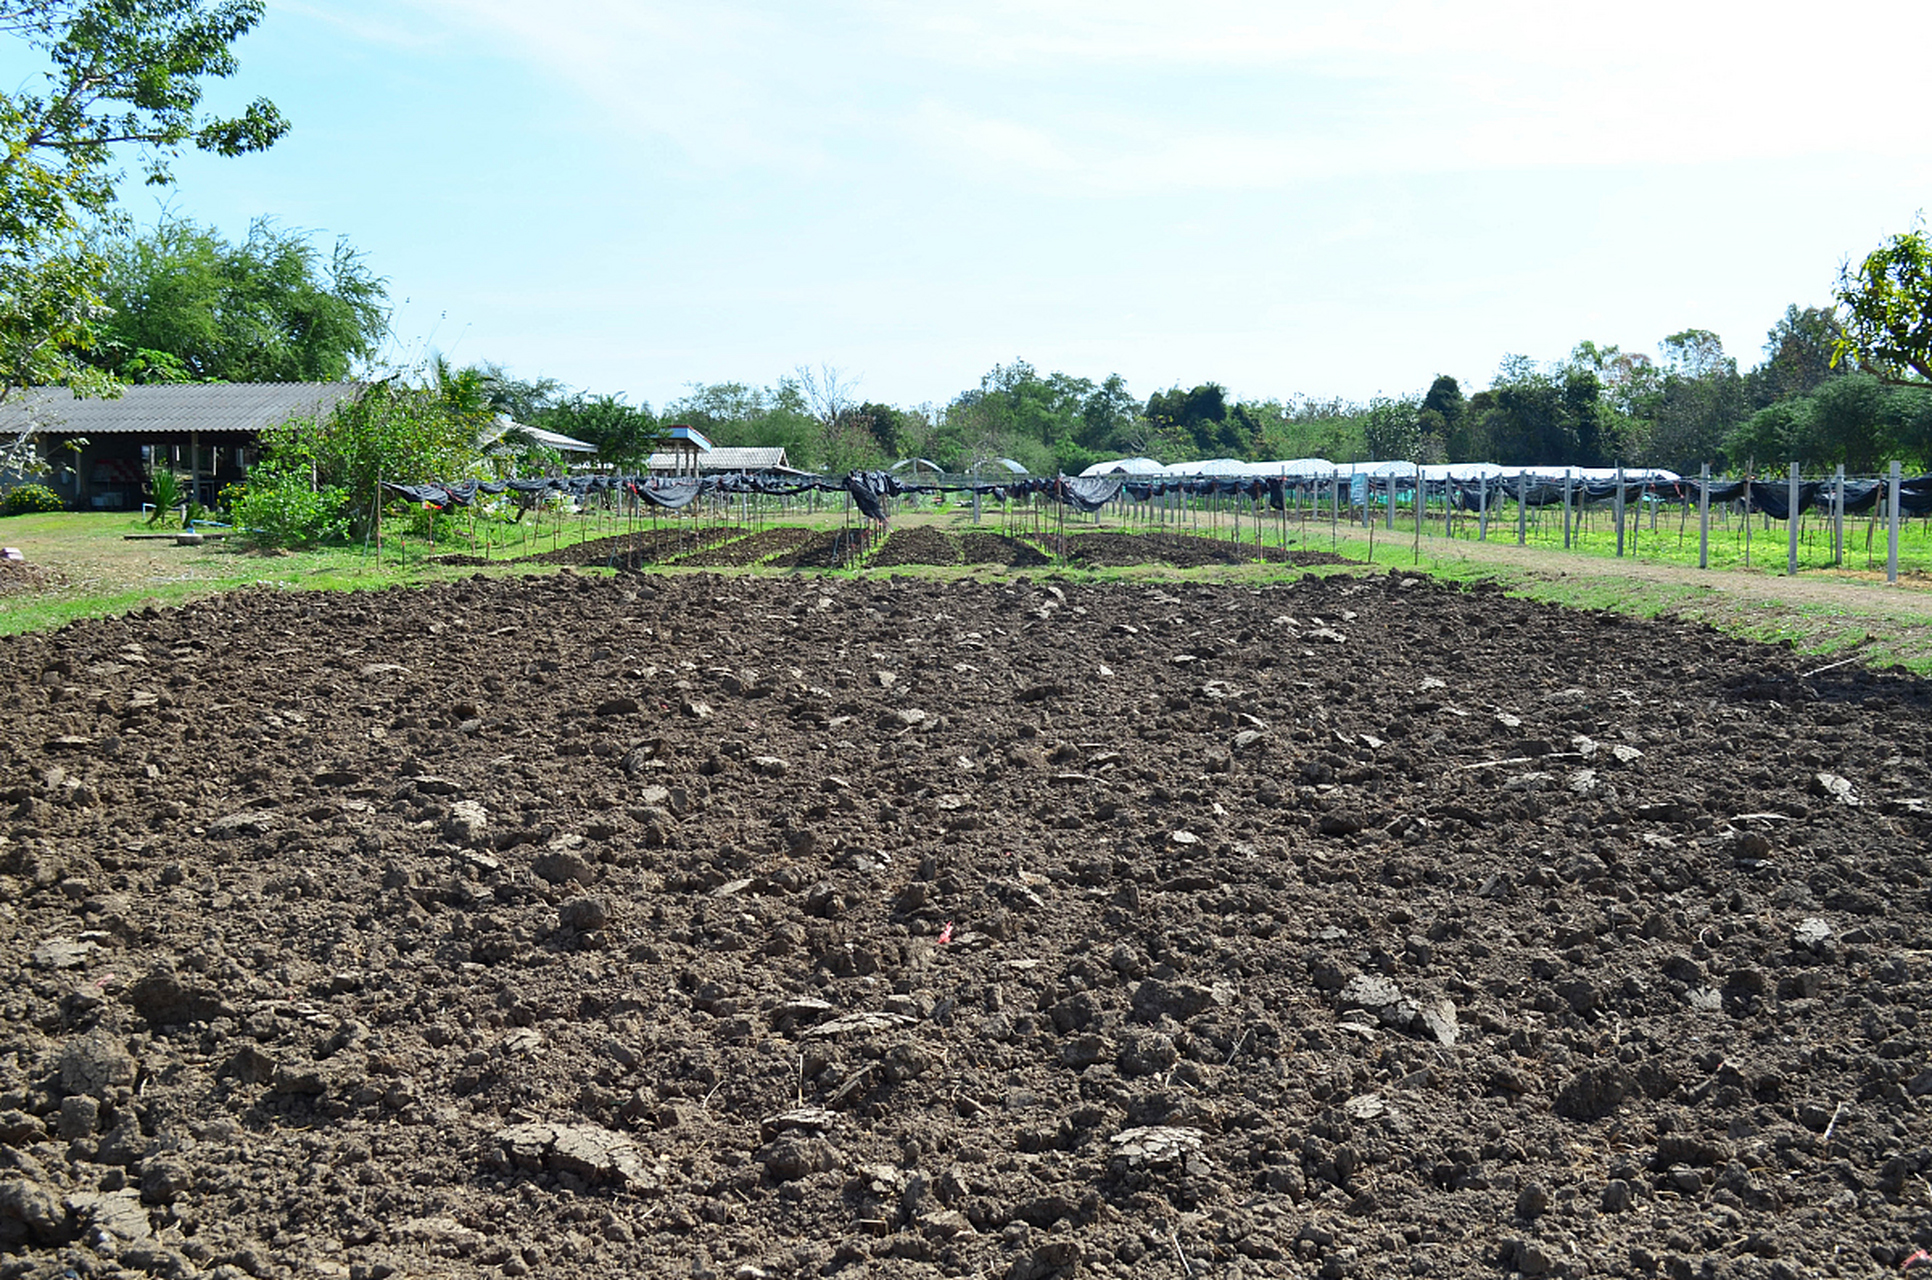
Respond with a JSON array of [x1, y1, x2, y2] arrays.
[[673, 529, 823, 569], [1058, 532, 1356, 570], [769, 530, 869, 571], [673, 528, 879, 572], [0, 558, 63, 596], [0, 569, 1929, 1279], [426, 528, 747, 572], [868, 528, 961, 569], [536, 527, 747, 569], [867, 529, 1058, 570], [956, 532, 1052, 568]]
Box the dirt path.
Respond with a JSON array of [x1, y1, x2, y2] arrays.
[[1353, 530, 1932, 670]]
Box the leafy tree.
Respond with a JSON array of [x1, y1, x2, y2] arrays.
[[1419, 375, 1467, 460], [541, 392, 662, 470], [0, 0, 286, 403], [1473, 357, 1574, 464], [1727, 373, 1932, 474], [1246, 396, 1370, 462], [0, 243, 112, 410], [1362, 395, 1422, 461], [1751, 305, 1843, 407], [253, 371, 477, 538], [1724, 399, 1808, 472], [1565, 341, 1658, 464], [854, 401, 907, 459], [1561, 369, 1605, 467], [1889, 384, 1932, 469], [666, 380, 820, 465], [928, 362, 1136, 473], [791, 364, 883, 472], [1648, 330, 1745, 472], [474, 363, 563, 423], [1803, 386, 1884, 471], [1146, 382, 1240, 458], [1834, 219, 1932, 385], [91, 217, 387, 382], [1077, 374, 1139, 453]]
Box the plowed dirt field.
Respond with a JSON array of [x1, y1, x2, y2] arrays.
[[1, 565, 1929, 1280]]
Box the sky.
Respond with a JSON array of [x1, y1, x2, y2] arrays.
[[13, 0, 1932, 412]]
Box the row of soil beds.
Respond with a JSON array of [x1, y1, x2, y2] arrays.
[[1057, 531, 1357, 569], [430, 526, 1354, 575]]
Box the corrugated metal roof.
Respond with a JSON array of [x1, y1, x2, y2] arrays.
[[0, 382, 365, 436], [647, 446, 789, 473], [476, 416, 598, 454], [522, 425, 597, 453], [663, 425, 714, 451]]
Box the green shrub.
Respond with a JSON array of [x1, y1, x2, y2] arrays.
[[1, 484, 67, 516], [402, 504, 462, 541], [233, 476, 347, 549]]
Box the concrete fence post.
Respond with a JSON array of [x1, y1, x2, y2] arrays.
[[1787, 462, 1800, 576], [1889, 460, 1902, 584], [1697, 464, 1710, 570]]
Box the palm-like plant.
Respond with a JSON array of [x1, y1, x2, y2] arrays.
[[146, 466, 181, 525]]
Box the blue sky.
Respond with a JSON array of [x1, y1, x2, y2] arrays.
[[16, 0, 1932, 411]]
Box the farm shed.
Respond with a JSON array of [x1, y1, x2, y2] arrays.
[[646, 443, 792, 476], [0, 381, 363, 510], [476, 418, 597, 462], [647, 425, 713, 477]]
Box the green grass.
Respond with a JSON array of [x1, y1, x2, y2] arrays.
[[0, 510, 570, 635]]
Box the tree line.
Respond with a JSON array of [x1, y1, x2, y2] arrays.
[[72, 210, 1932, 482], [606, 309, 1932, 478]]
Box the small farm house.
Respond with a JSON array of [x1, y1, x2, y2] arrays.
[[0, 382, 364, 510]]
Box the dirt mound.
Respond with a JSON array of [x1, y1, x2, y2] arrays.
[[674, 527, 821, 568], [533, 526, 746, 568], [0, 555, 63, 595], [865, 526, 1052, 569], [428, 527, 748, 570], [0, 569, 1928, 1279], [769, 529, 870, 570], [1060, 531, 1357, 569], [676, 528, 877, 570], [868, 527, 961, 568], [956, 531, 1052, 567]]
